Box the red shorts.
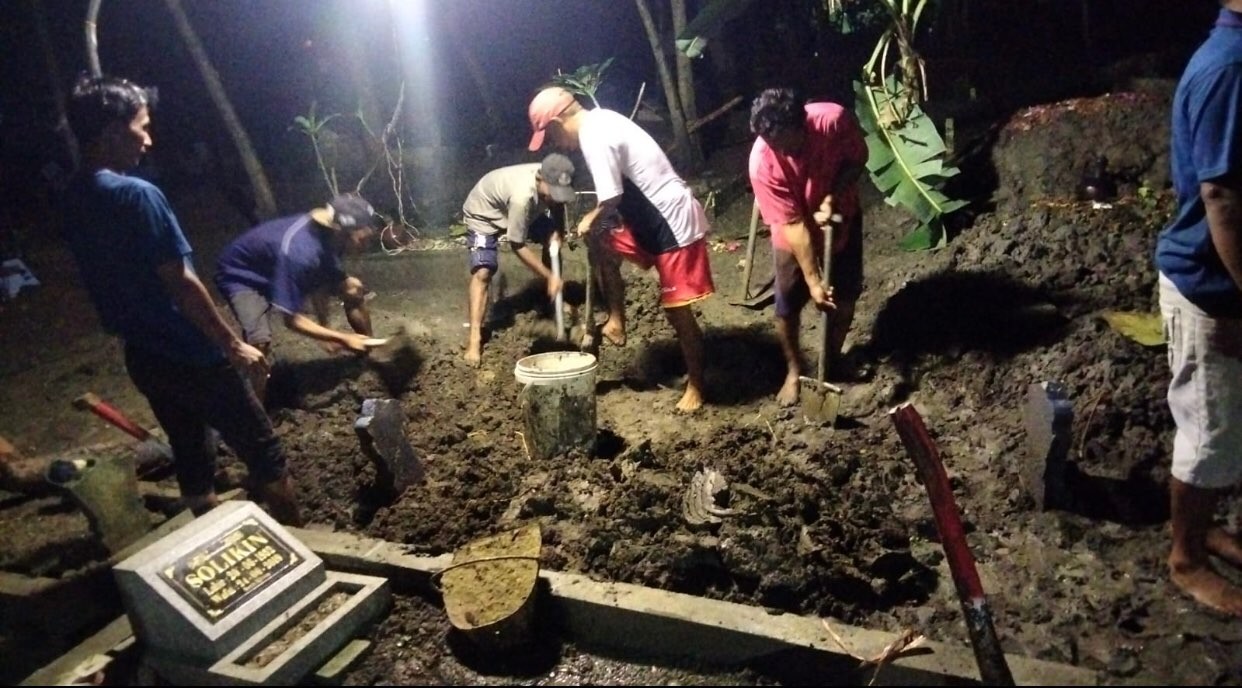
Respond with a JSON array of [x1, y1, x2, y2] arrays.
[[608, 224, 714, 308]]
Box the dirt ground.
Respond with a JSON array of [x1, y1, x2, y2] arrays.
[[4, 80, 1242, 685]]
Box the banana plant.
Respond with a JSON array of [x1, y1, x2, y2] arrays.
[[852, 0, 964, 250], [551, 59, 615, 109], [856, 76, 965, 250]]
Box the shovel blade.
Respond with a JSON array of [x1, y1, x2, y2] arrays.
[[798, 376, 843, 425], [727, 276, 776, 310]]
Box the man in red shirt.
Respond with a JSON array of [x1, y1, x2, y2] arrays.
[[748, 88, 867, 406]]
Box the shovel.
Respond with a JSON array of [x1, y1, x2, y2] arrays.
[[549, 233, 565, 340], [580, 236, 597, 352], [365, 325, 422, 395], [798, 220, 843, 426], [728, 199, 776, 310]]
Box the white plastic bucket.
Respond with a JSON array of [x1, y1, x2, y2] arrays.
[[514, 352, 597, 459], [514, 351, 598, 386]]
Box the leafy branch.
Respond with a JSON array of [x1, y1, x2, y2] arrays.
[[551, 58, 614, 108], [289, 102, 342, 197], [851, 0, 964, 250]]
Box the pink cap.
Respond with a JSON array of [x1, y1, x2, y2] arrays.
[[527, 87, 575, 152]]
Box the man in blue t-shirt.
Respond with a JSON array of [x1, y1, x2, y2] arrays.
[[214, 195, 378, 400], [1154, 0, 1242, 617], [62, 76, 302, 525]]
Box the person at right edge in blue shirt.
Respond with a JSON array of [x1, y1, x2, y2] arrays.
[[1156, 0, 1242, 617]]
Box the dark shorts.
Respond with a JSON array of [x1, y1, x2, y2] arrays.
[[124, 344, 287, 496], [773, 215, 864, 319], [467, 230, 500, 274], [223, 288, 274, 345], [468, 215, 558, 274]]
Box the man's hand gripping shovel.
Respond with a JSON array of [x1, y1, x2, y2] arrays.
[[798, 214, 844, 426]]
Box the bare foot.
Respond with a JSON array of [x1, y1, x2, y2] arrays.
[[675, 385, 704, 413], [463, 344, 482, 368], [1170, 559, 1242, 617], [1207, 527, 1242, 569], [601, 317, 626, 347], [776, 373, 800, 407]]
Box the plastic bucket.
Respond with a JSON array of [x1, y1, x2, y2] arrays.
[[514, 352, 597, 459]]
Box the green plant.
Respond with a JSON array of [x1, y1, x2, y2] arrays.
[[290, 86, 422, 244], [551, 59, 614, 108], [290, 101, 343, 197], [851, 0, 964, 251]]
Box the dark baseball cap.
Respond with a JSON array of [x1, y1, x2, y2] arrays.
[[310, 194, 378, 231], [539, 153, 576, 204]]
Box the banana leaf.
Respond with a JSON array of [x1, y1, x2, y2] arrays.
[[855, 78, 966, 251], [1100, 311, 1165, 347], [676, 0, 759, 58]]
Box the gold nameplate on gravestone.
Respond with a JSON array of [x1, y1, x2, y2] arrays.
[[159, 517, 300, 622]]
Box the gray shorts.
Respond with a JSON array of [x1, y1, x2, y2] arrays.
[[224, 288, 274, 346], [1160, 273, 1242, 489]]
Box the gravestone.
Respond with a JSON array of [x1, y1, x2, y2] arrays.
[[113, 500, 389, 685]]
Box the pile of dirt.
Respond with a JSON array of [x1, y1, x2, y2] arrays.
[[257, 85, 1214, 681], [990, 84, 1176, 206]]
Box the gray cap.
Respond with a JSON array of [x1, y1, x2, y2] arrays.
[[539, 153, 576, 204], [311, 194, 378, 231]]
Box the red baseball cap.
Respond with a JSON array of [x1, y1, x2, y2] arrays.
[[527, 87, 576, 152]]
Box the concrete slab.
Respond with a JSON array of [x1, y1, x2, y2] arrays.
[[1022, 381, 1073, 510], [312, 639, 373, 685], [354, 398, 424, 496], [25, 524, 1100, 686], [208, 571, 390, 686]]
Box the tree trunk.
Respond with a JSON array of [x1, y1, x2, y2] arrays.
[[32, 0, 77, 169], [449, 12, 504, 143], [634, 0, 695, 171], [85, 0, 102, 77], [162, 0, 278, 220], [671, 0, 702, 167]]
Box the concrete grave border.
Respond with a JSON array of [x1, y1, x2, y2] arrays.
[[24, 526, 1101, 686]]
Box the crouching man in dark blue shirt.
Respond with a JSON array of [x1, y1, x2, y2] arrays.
[[214, 194, 378, 401], [61, 75, 303, 526]]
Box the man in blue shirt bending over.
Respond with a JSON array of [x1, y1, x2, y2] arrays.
[[61, 75, 302, 525], [214, 194, 379, 401]]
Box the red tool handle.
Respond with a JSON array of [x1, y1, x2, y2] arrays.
[[72, 392, 152, 442], [890, 402, 1015, 686]]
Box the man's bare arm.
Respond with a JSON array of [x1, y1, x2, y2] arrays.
[[577, 196, 622, 236], [1203, 176, 1242, 294], [156, 259, 267, 370]]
